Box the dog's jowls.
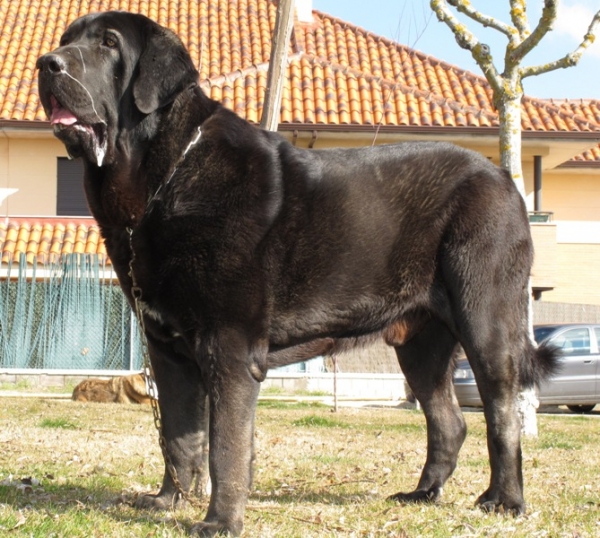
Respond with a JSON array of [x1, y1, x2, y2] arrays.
[[37, 11, 559, 537]]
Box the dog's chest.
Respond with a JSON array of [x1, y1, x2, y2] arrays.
[[102, 222, 194, 347], [130, 246, 190, 323]]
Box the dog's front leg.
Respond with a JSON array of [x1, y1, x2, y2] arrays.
[[134, 338, 210, 510], [190, 330, 261, 537]]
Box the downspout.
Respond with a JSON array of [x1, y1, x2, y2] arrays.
[[534, 155, 542, 211], [532, 155, 543, 302]]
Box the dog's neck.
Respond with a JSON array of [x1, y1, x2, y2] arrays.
[[143, 86, 216, 196], [83, 86, 218, 230]]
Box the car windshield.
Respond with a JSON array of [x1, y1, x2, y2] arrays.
[[533, 326, 558, 344]]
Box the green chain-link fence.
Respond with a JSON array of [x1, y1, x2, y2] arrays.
[[0, 253, 329, 373], [0, 254, 142, 370]]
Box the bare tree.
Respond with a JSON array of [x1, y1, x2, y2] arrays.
[[430, 0, 600, 436], [430, 0, 600, 196]]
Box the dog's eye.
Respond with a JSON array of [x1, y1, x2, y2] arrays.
[[103, 34, 118, 48]]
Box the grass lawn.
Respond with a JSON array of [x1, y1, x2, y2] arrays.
[[0, 397, 598, 537]]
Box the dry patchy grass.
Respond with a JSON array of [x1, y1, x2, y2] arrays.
[[0, 397, 598, 537]]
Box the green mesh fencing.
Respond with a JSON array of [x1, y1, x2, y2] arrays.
[[0, 254, 142, 370]]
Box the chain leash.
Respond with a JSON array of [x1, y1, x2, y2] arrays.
[[126, 227, 201, 508]]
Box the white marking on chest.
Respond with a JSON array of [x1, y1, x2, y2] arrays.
[[183, 126, 202, 156], [139, 301, 181, 337]]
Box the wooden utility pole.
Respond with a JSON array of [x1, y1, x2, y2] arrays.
[[260, 0, 295, 132]]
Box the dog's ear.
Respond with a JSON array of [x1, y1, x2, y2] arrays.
[[133, 26, 198, 114]]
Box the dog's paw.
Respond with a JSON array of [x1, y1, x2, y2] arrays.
[[189, 520, 242, 537], [476, 491, 525, 516], [387, 487, 442, 504], [133, 491, 180, 511]]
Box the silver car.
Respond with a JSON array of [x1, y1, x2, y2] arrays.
[[453, 324, 600, 413]]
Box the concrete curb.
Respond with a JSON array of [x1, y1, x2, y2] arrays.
[[0, 391, 411, 408]]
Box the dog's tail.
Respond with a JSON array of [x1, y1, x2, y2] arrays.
[[520, 339, 562, 390]]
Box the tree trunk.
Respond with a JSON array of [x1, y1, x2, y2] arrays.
[[497, 91, 526, 198], [497, 87, 539, 436]]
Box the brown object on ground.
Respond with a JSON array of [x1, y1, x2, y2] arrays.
[[72, 374, 151, 404]]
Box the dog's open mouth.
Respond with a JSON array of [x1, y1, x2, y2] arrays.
[[50, 95, 108, 167]]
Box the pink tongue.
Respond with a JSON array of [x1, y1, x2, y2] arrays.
[[51, 107, 78, 125], [50, 97, 78, 126]]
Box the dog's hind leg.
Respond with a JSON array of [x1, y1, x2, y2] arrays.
[[439, 177, 535, 514], [439, 173, 537, 514], [456, 292, 531, 515], [388, 316, 466, 504], [134, 338, 209, 510]]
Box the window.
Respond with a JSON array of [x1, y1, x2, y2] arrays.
[[57, 157, 90, 216], [551, 328, 591, 356]]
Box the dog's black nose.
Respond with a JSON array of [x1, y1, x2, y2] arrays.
[[37, 53, 67, 74]]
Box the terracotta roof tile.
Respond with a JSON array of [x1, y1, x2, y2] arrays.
[[576, 145, 600, 162], [1, 0, 599, 163], [1, 219, 109, 266], [549, 99, 600, 162]]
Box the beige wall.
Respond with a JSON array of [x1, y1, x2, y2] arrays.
[[530, 223, 557, 290], [542, 170, 600, 221], [0, 135, 66, 216], [540, 169, 600, 305], [543, 242, 600, 305], [0, 137, 7, 198], [530, 223, 600, 306]]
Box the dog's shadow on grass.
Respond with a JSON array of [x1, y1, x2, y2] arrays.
[[0, 474, 387, 535], [1, 478, 375, 510], [0, 480, 205, 534], [251, 486, 378, 506]]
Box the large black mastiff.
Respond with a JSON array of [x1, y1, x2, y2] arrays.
[[37, 11, 558, 536]]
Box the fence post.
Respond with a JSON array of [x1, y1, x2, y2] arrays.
[[333, 354, 338, 412], [129, 311, 136, 371]]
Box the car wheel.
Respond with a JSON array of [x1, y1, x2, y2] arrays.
[[566, 404, 596, 414]]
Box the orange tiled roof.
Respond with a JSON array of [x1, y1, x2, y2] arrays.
[[557, 99, 600, 123], [0, 218, 108, 266], [550, 99, 600, 163], [1, 0, 600, 141], [573, 145, 600, 163]]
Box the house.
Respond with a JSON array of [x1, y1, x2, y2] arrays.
[[1, 0, 599, 309]]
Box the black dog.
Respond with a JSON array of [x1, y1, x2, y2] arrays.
[[37, 11, 558, 536]]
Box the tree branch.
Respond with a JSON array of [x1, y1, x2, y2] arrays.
[[510, 0, 558, 65], [444, 0, 517, 38], [509, 0, 530, 38], [521, 9, 600, 79], [430, 0, 504, 94]]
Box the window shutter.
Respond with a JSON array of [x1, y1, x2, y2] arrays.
[[57, 158, 90, 216]]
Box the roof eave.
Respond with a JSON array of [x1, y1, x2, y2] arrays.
[[556, 160, 600, 169], [3, 119, 600, 141], [277, 123, 600, 140], [0, 120, 52, 137]]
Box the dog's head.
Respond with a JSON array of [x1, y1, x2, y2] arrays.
[[37, 11, 198, 167]]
